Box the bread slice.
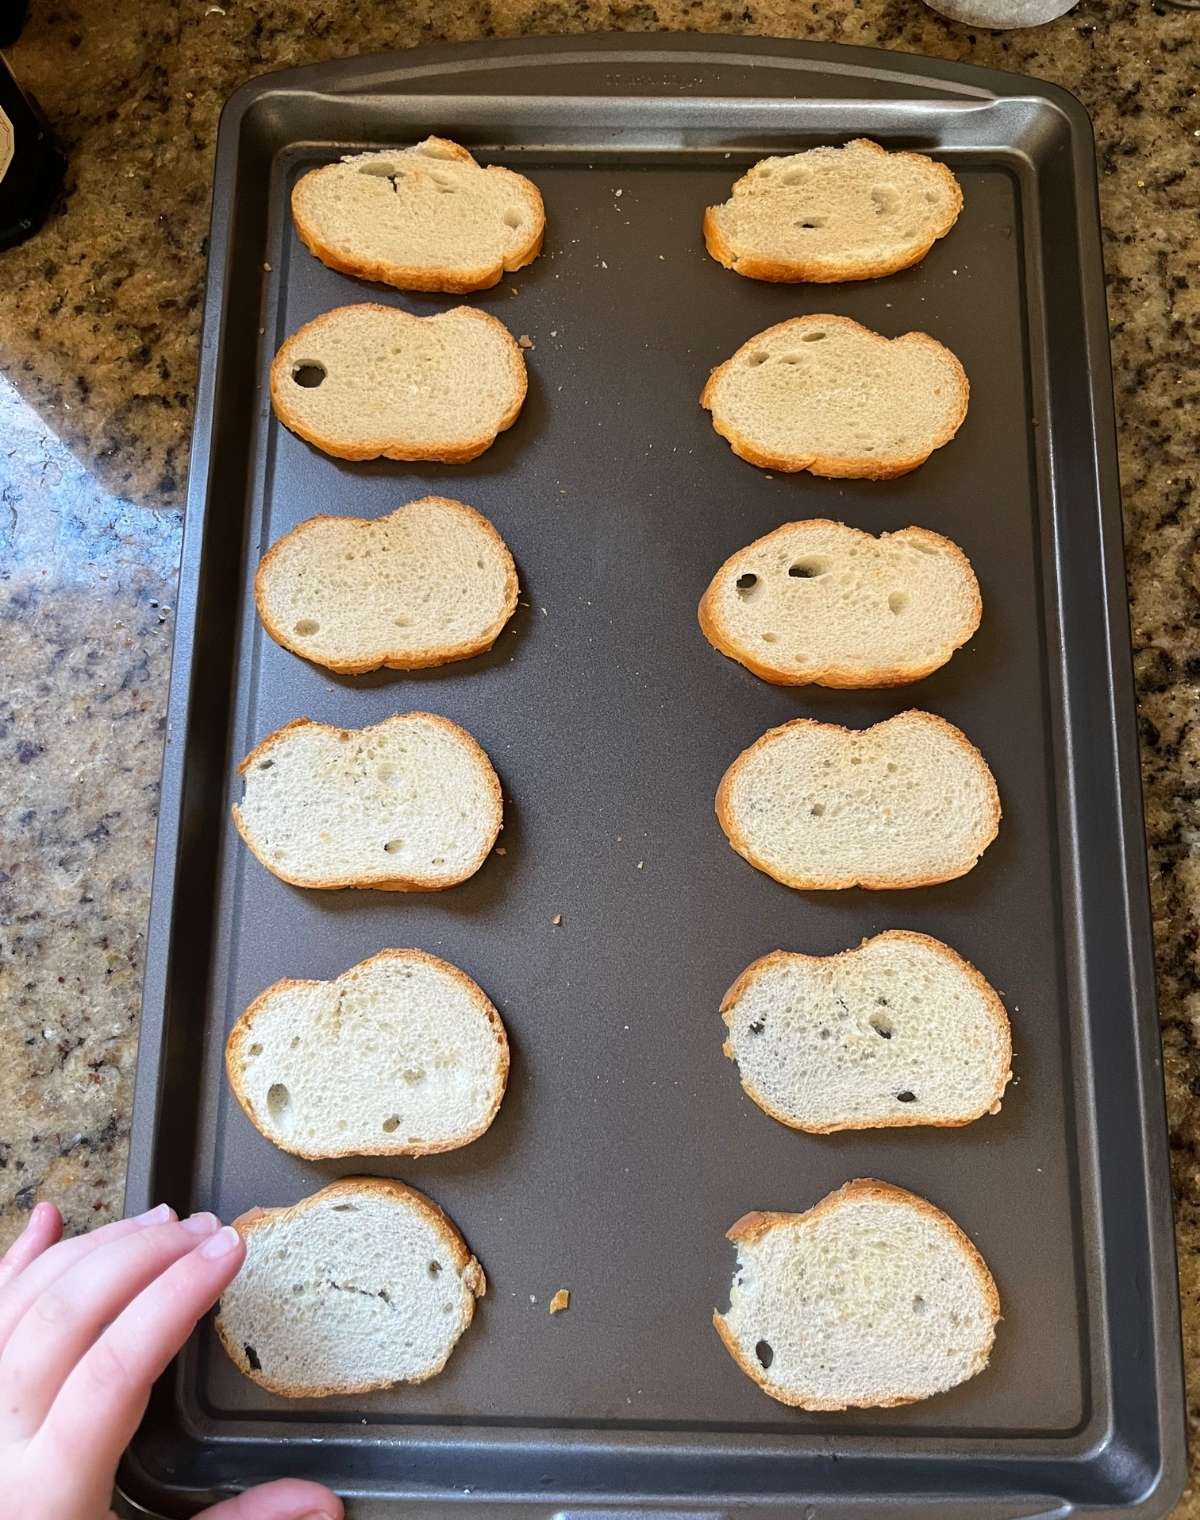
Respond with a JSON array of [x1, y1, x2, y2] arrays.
[[714, 1179, 999, 1410], [704, 139, 962, 283], [700, 315, 968, 480], [715, 711, 999, 891], [215, 1177, 486, 1397], [292, 137, 544, 293], [698, 520, 980, 688], [270, 304, 527, 463], [226, 949, 509, 1159], [255, 496, 519, 675], [232, 712, 502, 892], [721, 932, 1011, 1133]]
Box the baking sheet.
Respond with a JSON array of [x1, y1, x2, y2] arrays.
[[120, 34, 1185, 1519]]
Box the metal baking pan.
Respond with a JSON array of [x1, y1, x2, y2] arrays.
[[119, 33, 1186, 1519]]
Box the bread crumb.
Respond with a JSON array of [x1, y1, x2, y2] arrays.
[[549, 1289, 570, 1314], [494, 846, 507, 856], [614, 188, 623, 197], [529, 1294, 537, 1304], [518, 334, 534, 350], [551, 913, 562, 926], [637, 861, 644, 870], [262, 261, 272, 272]]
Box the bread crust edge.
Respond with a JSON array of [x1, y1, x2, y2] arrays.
[[718, 931, 1012, 1132], [291, 141, 545, 294], [269, 304, 528, 464], [713, 710, 1001, 891], [713, 1177, 999, 1410], [696, 520, 982, 688], [225, 947, 511, 1159], [215, 1176, 486, 1398], [254, 496, 520, 674], [231, 712, 504, 891], [699, 314, 969, 481], [702, 140, 963, 285]]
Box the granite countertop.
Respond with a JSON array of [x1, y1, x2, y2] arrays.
[[1, 0, 1197, 1503]]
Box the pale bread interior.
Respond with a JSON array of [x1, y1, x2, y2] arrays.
[[234, 713, 500, 890], [216, 1180, 484, 1396], [293, 138, 542, 289], [722, 933, 1011, 1132], [716, 1182, 997, 1409], [700, 520, 979, 686], [706, 139, 961, 280], [717, 711, 999, 890], [228, 950, 508, 1158], [271, 305, 524, 459], [702, 315, 966, 476], [255, 497, 518, 674]]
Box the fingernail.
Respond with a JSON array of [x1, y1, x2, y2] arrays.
[[180, 1211, 220, 1236], [134, 1203, 173, 1226], [296, 1513, 341, 1520], [198, 1225, 241, 1259]]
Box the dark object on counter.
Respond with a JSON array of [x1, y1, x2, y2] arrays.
[[0, 1, 29, 47], [0, 47, 64, 250], [119, 33, 1185, 1520]]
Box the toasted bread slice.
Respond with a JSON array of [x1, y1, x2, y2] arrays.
[[226, 949, 509, 1159], [255, 496, 519, 675], [215, 1177, 486, 1397], [292, 137, 544, 293], [704, 139, 962, 283], [721, 932, 1011, 1133], [715, 711, 1000, 890], [232, 712, 502, 891], [270, 304, 527, 463], [700, 314, 968, 479], [698, 519, 980, 688], [714, 1179, 999, 1410]]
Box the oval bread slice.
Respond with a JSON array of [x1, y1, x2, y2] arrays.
[[226, 949, 509, 1159], [721, 932, 1011, 1133], [700, 314, 968, 479], [715, 710, 1000, 890], [699, 519, 981, 688], [704, 139, 962, 283], [215, 1177, 486, 1397], [270, 304, 527, 463], [292, 137, 544, 293], [255, 496, 519, 675], [232, 712, 503, 891], [714, 1179, 999, 1410]]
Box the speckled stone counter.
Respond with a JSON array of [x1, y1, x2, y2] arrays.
[[1, 0, 1197, 1503]]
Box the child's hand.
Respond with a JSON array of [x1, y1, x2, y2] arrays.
[[0, 1201, 343, 1520]]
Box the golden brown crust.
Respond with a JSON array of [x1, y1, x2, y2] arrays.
[[699, 315, 968, 480], [291, 139, 545, 294], [253, 496, 520, 675], [225, 948, 510, 1159], [715, 1179, 999, 1411], [215, 1176, 486, 1399], [696, 520, 982, 689], [713, 711, 1000, 891], [231, 712, 504, 892], [703, 140, 962, 285], [269, 304, 527, 463], [719, 932, 1012, 1133]]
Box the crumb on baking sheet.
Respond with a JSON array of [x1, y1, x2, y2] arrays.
[[549, 1289, 570, 1315], [551, 913, 562, 926], [518, 333, 534, 349]]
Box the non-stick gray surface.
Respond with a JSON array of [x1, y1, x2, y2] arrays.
[[181, 150, 1083, 1439]]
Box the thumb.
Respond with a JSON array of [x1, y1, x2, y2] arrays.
[[199, 1477, 343, 1520]]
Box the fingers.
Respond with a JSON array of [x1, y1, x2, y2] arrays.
[[0, 1203, 175, 1355], [36, 1224, 247, 1483], [200, 1478, 344, 1520], [0, 1212, 222, 1440], [0, 1202, 62, 1286]]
